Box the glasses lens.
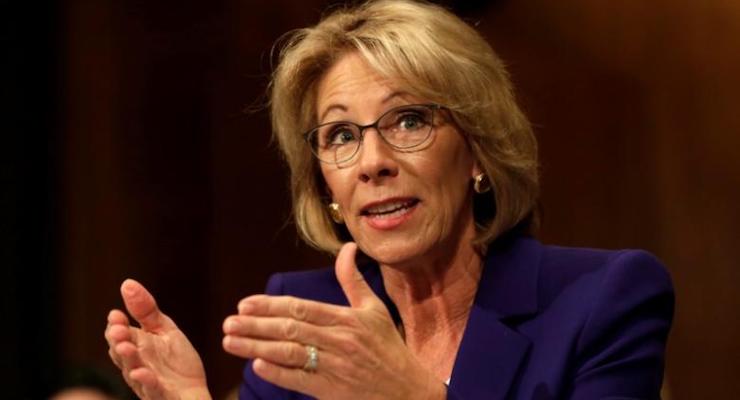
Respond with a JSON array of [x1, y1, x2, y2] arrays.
[[378, 105, 435, 149], [310, 123, 361, 163], [306, 104, 438, 164]]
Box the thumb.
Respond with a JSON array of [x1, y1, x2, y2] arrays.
[[120, 278, 176, 333], [335, 242, 383, 309]]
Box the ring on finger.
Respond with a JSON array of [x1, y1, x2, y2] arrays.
[[303, 345, 319, 373]]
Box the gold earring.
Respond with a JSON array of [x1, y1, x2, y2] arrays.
[[473, 173, 491, 194], [328, 202, 344, 224]]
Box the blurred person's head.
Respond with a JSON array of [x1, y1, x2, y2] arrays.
[[50, 387, 116, 400], [46, 366, 132, 400]]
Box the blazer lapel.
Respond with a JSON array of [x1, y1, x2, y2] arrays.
[[362, 235, 543, 399], [448, 236, 543, 399], [360, 262, 402, 324]]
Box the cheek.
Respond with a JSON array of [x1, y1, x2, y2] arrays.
[[423, 147, 473, 196], [320, 166, 346, 200], [434, 174, 471, 223], [426, 147, 475, 216]]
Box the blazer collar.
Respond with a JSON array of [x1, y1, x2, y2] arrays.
[[363, 234, 543, 399], [448, 235, 542, 399], [476, 234, 542, 319], [362, 234, 542, 317]]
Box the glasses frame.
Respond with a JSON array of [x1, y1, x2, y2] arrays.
[[303, 103, 444, 165]]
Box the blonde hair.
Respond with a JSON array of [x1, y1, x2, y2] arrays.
[[270, 0, 539, 254]]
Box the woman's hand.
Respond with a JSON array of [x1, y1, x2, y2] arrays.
[[222, 242, 446, 400], [104, 279, 211, 400]]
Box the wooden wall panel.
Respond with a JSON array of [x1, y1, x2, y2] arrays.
[[482, 1, 740, 398], [58, 1, 331, 397], [55, 1, 739, 398]]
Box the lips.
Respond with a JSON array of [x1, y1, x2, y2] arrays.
[[360, 198, 419, 218]]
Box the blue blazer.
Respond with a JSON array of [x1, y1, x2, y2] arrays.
[[239, 235, 674, 399]]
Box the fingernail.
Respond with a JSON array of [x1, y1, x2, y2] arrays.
[[253, 358, 267, 372], [226, 319, 240, 332], [239, 301, 255, 314], [122, 282, 136, 296], [223, 335, 239, 350]]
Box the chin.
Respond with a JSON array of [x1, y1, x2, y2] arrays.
[[357, 236, 429, 268]]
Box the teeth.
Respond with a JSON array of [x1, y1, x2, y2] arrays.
[[370, 206, 412, 219], [365, 200, 416, 215]]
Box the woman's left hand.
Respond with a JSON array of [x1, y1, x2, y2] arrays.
[[222, 242, 446, 400]]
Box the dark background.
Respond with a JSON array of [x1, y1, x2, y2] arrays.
[[3, 0, 739, 399]]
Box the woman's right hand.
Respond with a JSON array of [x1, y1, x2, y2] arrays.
[[104, 279, 212, 400]]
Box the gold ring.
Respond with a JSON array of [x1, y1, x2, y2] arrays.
[[303, 345, 318, 372]]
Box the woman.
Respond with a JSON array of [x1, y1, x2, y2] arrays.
[[104, 1, 674, 399]]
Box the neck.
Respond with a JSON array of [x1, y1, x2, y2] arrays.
[[378, 226, 483, 343]]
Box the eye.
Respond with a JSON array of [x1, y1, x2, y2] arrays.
[[396, 112, 428, 131], [326, 125, 358, 146]]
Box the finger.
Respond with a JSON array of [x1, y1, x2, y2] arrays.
[[107, 324, 134, 345], [108, 309, 130, 325], [223, 315, 331, 346], [129, 367, 169, 400], [107, 336, 125, 369], [120, 369, 144, 399], [103, 310, 128, 347], [252, 358, 320, 396], [105, 310, 132, 369], [335, 242, 382, 309], [222, 335, 309, 368], [113, 328, 146, 375], [106, 327, 132, 368], [120, 278, 176, 333], [115, 339, 145, 370], [105, 310, 130, 346], [238, 295, 349, 327], [108, 347, 125, 369], [115, 340, 146, 393]]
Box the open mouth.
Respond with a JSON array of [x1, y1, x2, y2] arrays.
[[360, 198, 420, 219]]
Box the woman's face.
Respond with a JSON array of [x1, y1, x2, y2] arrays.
[[316, 53, 480, 266]]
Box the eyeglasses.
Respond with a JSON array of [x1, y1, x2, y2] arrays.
[[304, 103, 443, 164]]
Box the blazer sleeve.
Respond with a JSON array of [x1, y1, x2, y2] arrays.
[[238, 273, 298, 400], [566, 250, 675, 400]]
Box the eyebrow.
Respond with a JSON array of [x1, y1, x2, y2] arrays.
[[318, 91, 407, 123]]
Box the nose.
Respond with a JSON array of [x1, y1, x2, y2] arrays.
[[356, 128, 399, 183]]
